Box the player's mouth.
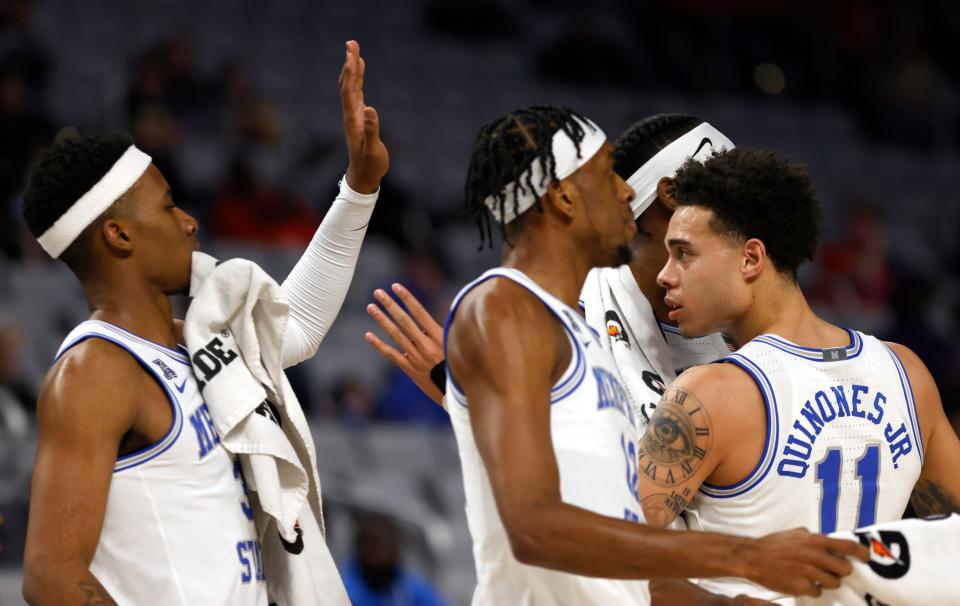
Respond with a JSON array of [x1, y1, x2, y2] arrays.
[[665, 297, 683, 321]]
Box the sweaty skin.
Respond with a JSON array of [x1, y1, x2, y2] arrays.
[[22, 40, 388, 605]]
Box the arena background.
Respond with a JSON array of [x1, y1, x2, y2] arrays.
[[1, 0, 959, 604]]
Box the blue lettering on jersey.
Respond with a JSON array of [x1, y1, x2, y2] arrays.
[[595, 367, 634, 426], [777, 384, 894, 479], [190, 402, 221, 459], [884, 422, 913, 469], [237, 539, 266, 583]]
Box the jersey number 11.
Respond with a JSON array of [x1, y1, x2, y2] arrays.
[[815, 444, 880, 533]]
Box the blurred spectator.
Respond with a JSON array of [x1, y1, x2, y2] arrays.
[[210, 157, 321, 245], [0, 319, 30, 434], [331, 377, 378, 425], [0, 0, 49, 94], [809, 203, 895, 334], [0, 66, 52, 259], [343, 515, 448, 606], [215, 62, 282, 147]]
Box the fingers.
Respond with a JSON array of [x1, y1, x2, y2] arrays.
[[391, 283, 443, 340], [364, 106, 380, 140], [818, 535, 870, 562], [364, 330, 414, 373], [374, 289, 429, 350], [366, 302, 418, 358], [803, 562, 841, 591], [339, 40, 364, 127]]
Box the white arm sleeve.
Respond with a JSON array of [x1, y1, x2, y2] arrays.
[[280, 176, 378, 368]]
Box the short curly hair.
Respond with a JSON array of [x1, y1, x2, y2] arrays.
[[671, 148, 822, 279], [613, 113, 703, 180], [22, 132, 134, 271]]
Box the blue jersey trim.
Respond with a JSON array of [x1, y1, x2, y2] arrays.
[[700, 354, 780, 499], [882, 344, 924, 463], [56, 334, 184, 473], [89, 320, 192, 365], [443, 272, 586, 408], [659, 322, 682, 336], [754, 328, 863, 362]]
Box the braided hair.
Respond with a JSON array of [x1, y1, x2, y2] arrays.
[[464, 105, 592, 248], [612, 113, 703, 181]]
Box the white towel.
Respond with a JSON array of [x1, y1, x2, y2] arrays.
[[580, 265, 730, 429], [185, 251, 349, 606], [799, 514, 960, 606]]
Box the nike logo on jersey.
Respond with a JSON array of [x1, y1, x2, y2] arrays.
[[175, 379, 188, 393]]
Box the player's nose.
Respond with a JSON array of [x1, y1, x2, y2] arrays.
[[178, 208, 199, 237], [657, 259, 676, 289]]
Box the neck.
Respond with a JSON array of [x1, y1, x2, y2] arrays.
[[500, 229, 592, 313], [730, 275, 846, 348], [81, 271, 178, 348]]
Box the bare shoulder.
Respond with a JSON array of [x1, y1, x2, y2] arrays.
[[883, 341, 939, 404], [671, 362, 762, 409], [883, 341, 935, 388], [449, 277, 561, 352], [38, 338, 144, 433], [447, 277, 566, 387]]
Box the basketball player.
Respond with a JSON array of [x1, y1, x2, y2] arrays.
[[439, 105, 865, 604], [20, 41, 387, 604], [640, 147, 960, 600], [365, 114, 733, 422]]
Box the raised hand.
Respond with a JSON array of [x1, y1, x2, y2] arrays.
[[339, 40, 388, 194], [365, 283, 446, 406], [745, 528, 869, 598]]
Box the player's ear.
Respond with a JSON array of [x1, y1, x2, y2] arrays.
[[100, 217, 135, 255], [742, 238, 766, 282], [543, 180, 578, 222], [655, 177, 678, 211]]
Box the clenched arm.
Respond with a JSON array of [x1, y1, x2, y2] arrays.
[[22, 340, 145, 605]]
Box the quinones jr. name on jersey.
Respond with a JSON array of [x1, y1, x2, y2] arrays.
[[777, 384, 914, 479]]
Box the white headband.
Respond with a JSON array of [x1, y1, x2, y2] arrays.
[[37, 145, 152, 258], [625, 122, 734, 219], [484, 117, 607, 224]]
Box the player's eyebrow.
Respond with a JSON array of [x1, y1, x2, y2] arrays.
[[667, 238, 691, 248]]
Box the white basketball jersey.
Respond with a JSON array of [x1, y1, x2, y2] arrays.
[[688, 329, 923, 602], [659, 322, 733, 377], [445, 268, 649, 606], [56, 321, 268, 606]]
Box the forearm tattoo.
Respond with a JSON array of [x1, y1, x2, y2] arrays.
[[78, 581, 117, 606], [910, 479, 960, 517], [637, 386, 713, 487], [642, 487, 693, 526]]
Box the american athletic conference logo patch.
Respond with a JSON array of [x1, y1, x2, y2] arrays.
[[854, 529, 910, 580]]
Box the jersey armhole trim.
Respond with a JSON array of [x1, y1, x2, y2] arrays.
[[443, 273, 584, 408], [881, 343, 924, 463], [700, 354, 780, 499], [56, 334, 184, 473]]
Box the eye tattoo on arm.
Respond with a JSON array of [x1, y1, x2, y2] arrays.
[[637, 386, 713, 488]]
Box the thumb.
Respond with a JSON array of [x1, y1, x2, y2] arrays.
[[363, 106, 380, 141]]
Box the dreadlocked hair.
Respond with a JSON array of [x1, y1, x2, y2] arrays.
[[613, 114, 703, 180], [464, 105, 591, 248]]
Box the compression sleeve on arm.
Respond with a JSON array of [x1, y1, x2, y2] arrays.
[[280, 176, 378, 367]]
